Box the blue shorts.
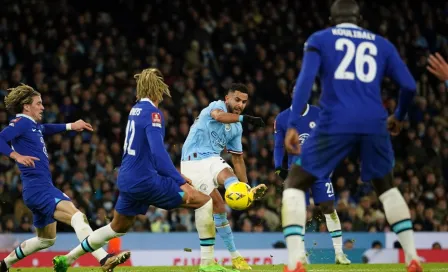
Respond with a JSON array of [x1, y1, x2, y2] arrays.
[[298, 131, 394, 182], [23, 183, 71, 229], [115, 176, 184, 216], [305, 178, 335, 206]]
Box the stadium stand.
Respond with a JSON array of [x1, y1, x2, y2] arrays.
[[0, 0, 447, 234]]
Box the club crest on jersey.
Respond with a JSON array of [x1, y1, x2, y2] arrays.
[[309, 122, 316, 128], [225, 124, 231, 132], [152, 113, 162, 128], [299, 133, 310, 145]]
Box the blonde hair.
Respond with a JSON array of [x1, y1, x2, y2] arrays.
[[4, 84, 40, 114], [134, 68, 171, 102]]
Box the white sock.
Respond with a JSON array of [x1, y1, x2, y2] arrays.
[[4, 237, 55, 268], [324, 211, 343, 255], [66, 224, 125, 265], [195, 199, 216, 266], [379, 188, 418, 264], [282, 189, 306, 270], [71, 211, 108, 261]]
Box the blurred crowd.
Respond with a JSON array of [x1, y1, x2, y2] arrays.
[[0, 0, 447, 234]]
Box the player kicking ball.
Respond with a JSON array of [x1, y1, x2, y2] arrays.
[[274, 81, 350, 265], [0, 84, 127, 272], [53, 69, 238, 272], [282, 1, 422, 272], [181, 83, 267, 270]]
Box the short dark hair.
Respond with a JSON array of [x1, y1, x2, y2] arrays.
[[330, 0, 361, 25], [228, 83, 248, 94]]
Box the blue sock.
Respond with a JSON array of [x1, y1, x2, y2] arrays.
[[224, 177, 238, 189], [214, 213, 240, 258]]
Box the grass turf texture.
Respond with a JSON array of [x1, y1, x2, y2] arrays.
[[9, 264, 448, 272]]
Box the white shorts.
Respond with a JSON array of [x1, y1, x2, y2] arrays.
[[180, 156, 232, 195]]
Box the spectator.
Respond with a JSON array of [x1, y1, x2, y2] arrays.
[[0, 0, 446, 233]]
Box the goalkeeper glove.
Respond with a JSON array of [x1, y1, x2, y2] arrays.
[[275, 167, 288, 180], [240, 115, 265, 128]]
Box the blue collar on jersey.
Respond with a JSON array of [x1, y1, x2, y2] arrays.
[[140, 98, 156, 107], [290, 104, 310, 116], [16, 113, 36, 123], [336, 23, 360, 29]]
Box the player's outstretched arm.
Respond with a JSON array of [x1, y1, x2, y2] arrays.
[[41, 119, 93, 136], [145, 125, 185, 186], [211, 109, 265, 127], [288, 44, 321, 129], [385, 44, 416, 122]]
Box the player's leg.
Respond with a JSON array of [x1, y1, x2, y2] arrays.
[[54, 192, 138, 272], [215, 157, 267, 200], [51, 187, 129, 271], [178, 184, 235, 271], [311, 180, 350, 264], [182, 158, 251, 270], [360, 134, 420, 270], [1, 222, 57, 271], [282, 133, 355, 272], [215, 161, 252, 269], [53, 200, 109, 261], [210, 188, 250, 270]]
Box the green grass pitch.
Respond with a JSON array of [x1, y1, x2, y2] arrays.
[[10, 264, 448, 272]]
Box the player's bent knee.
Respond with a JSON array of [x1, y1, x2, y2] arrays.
[[284, 165, 316, 190], [37, 237, 56, 249], [371, 172, 394, 196], [319, 201, 335, 214], [190, 190, 211, 209], [111, 214, 135, 233]]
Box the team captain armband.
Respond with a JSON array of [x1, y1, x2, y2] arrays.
[[152, 112, 162, 128]]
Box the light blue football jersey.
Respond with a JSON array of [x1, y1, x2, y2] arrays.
[[182, 100, 243, 160]]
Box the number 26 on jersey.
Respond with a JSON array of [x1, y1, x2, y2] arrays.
[[334, 38, 377, 83]]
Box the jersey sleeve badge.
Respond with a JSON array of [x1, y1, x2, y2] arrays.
[[9, 117, 22, 127], [152, 112, 162, 128]]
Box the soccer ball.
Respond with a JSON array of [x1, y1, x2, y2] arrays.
[[225, 182, 254, 211]]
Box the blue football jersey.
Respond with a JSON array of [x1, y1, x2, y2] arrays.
[[118, 98, 184, 193], [274, 104, 320, 168], [289, 23, 416, 135], [182, 100, 243, 160], [6, 115, 50, 180], [0, 114, 70, 188]]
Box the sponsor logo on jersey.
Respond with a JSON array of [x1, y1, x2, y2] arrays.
[[298, 133, 310, 145]]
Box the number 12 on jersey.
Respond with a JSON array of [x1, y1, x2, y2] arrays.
[[124, 120, 136, 156], [334, 38, 378, 83]]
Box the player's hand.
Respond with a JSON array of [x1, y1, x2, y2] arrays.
[[427, 53, 448, 81], [242, 115, 265, 128], [181, 174, 193, 185], [285, 128, 301, 155], [387, 115, 402, 136], [12, 154, 40, 167], [180, 183, 196, 204], [275, 167, 288, 180], [71, 119, 94, 132]]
